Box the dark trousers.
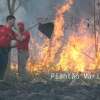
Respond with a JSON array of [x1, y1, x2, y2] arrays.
[[0, 48, 10, 80]]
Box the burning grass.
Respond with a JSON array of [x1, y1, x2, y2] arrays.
[[11, 0, 100, 75]]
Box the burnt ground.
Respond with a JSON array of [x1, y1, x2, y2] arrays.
[[0, 78, 100, 100]]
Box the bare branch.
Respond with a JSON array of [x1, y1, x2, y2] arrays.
[[14, 2, 21, 13], [11, 0, 16, 15], [7, 0, 16, 15], [7, 0, 12, 14], [27, 23, 38, 31], [14, 0, 24, 12]]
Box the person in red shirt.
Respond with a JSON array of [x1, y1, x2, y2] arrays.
[[16, 22, 30, 81], [0, 15, 16, 80]]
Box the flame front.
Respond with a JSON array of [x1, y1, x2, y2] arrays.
[[48, 0, 75, 64], [11, 0, 100, 74]]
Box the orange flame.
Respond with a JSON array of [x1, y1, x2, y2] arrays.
[[48, 0, 75, 64], [11, 0, 100, 74]]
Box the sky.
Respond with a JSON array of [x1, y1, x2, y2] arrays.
[[0, 0, 93, 22]]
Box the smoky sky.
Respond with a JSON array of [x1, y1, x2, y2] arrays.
[[0, 0, 95, 35], [0, 0, 94, 22], [0, 0, 96, 63]]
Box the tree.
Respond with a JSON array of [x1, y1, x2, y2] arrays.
[[7, 0, 23, 15]]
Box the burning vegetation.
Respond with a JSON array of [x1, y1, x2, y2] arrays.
[[11, 0, 100, 74]]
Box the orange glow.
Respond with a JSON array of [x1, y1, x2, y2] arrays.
[[11, 0, 100, 74]]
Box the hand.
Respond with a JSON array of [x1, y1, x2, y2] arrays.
[[12, 26, 19, 33]]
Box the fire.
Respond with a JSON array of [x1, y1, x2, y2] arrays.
[[57, 20, 96, 72], [11, 0, 100, 74], [11, 63, 18, 71], [48, 0, 75, 64]]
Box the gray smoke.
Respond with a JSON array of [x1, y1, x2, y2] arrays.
[[0, 0, 95, 64]]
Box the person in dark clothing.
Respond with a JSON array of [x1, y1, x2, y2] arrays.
[[0, 15, 16, 80]]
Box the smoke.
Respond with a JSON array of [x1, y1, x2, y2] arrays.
[[0, 0, 95, 64], [0, 0, 94, 26]]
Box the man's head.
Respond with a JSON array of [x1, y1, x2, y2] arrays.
[[17, 22, 25, 32], [6, 15, 16, 27]]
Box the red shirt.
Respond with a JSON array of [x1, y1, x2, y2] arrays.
[[0, 25, 15, 48], [17, 31, 30, 51]]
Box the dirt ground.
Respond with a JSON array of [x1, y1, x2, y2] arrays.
[[0, 77, 100, 100]]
